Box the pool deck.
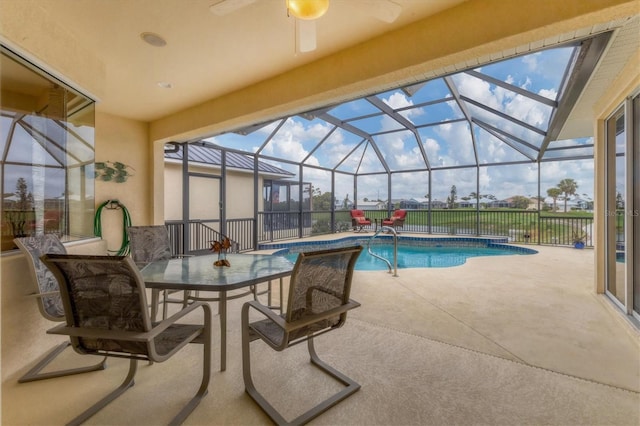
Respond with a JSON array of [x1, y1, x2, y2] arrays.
[[256, 231, 639, 391], [3, 232, 639, 425]]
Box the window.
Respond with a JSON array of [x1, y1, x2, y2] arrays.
[[1, 47, 95, 251]]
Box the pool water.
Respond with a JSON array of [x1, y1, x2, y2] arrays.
[[268, 236, 537, 271]]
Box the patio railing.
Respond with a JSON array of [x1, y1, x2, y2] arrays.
[[166, 209, 595, 253]]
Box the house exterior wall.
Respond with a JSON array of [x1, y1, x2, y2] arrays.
[[164, 162, 261, 221]]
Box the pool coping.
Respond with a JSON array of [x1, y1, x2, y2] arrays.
[[259, 235, 538, 256]]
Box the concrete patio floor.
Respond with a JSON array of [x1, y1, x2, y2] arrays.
[[2, 237, 639, 425]]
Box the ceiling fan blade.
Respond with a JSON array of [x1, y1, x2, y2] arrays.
[[297, 19, 317, 52], [357, 0, 402, 23], [209, 0, 257, 16]]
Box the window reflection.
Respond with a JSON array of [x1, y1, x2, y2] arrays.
[[1, 47, 95, 251]]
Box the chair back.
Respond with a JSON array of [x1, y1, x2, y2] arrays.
[[286, 245, 362, 334], [41, 254, 153, 356], [392, 209, 407, 219], [350, 209, 365, 219], [127, 225, 173, 267], [14, 234, 67, 321]]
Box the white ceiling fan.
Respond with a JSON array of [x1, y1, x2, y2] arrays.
[[210, 0, 403, 52]]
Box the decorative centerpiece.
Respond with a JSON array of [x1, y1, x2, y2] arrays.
[[211, 237, 232, 267]]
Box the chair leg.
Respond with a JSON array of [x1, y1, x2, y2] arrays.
[[67, 358, 137, 426], [168, 304, 212, 426], [241, 309, 289, 425], [288, 338, 360, 425], [18, 342, 107, 383], [242, 311, 360, 426]]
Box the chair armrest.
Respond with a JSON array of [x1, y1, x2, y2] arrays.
[[244, 300, 287, 329], [152, 300, 209, 334], [285, 300, 360, 332], [244, 299, 360, 334]]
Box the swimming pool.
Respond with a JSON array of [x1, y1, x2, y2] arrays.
[[261, 236, 538, 271]]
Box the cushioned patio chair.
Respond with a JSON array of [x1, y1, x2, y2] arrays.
[[350, 209, 372, 232], [13, 235, 107, 383], [381, 209, 407, 231], [128, 225, 187, 320], [241, 245, 363, 425], [41, 254, 212, 426]]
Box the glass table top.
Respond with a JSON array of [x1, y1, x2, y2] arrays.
[[140, 253, 294, 291]]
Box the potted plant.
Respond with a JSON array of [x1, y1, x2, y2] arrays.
[[572, 230, 587, 249]]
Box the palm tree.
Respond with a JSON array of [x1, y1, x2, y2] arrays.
[[557, 178, 578, 212], [547, 187, 562, 212]]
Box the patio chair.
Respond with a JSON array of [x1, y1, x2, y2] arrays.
[[350, 209, 372, 232], [127, 225, 188, 320], [41, 254, 212, 426], [381, 209, 407, 231], [13, 235, 107, 383], [241, 245, 363, 425]]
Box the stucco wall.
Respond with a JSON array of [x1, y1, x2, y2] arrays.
[[164, 161, 260, 221], [94, 112, 151, 252]]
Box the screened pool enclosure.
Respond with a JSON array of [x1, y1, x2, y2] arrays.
[[165, 35, 609, 252]]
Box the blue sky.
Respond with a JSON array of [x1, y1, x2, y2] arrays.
[[207, 43, 595, 205]]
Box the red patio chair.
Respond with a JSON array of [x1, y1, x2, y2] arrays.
[[350, 209, 372, 232], [382, 209, 407, 231]]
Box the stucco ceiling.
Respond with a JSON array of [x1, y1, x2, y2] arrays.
[[28, 0, 467, 122]]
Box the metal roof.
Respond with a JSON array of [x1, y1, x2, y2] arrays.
[[164, 141, 294, 177]]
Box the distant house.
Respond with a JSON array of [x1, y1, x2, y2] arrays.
[[334, 198, 354, 210], [401, 198, 427, 209], [429, 200, 448, 209], [399, 198, 449, 209], [400, 199, 419, 209], [487, 199, 512, 208], [567, 196, 594, 211], [356, 200, 386, 210], [458, 199, 478, 208]]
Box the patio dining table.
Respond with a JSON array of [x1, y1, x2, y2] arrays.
[[141, 253, 294, 371]]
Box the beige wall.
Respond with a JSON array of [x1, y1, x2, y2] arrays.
[[94, 112, 151, 251], [164, 161, 259, 221]]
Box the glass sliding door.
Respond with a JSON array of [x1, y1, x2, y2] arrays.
[[605, 93, 639, 321], [605, 108, 626, 305]]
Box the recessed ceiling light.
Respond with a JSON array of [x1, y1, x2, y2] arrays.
[[157, 81, 173, 89], [140, 32, 167, 47]]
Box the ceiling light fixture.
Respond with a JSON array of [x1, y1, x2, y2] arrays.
[[286, 0, 329, 20], [140, 32, 167, 47]]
